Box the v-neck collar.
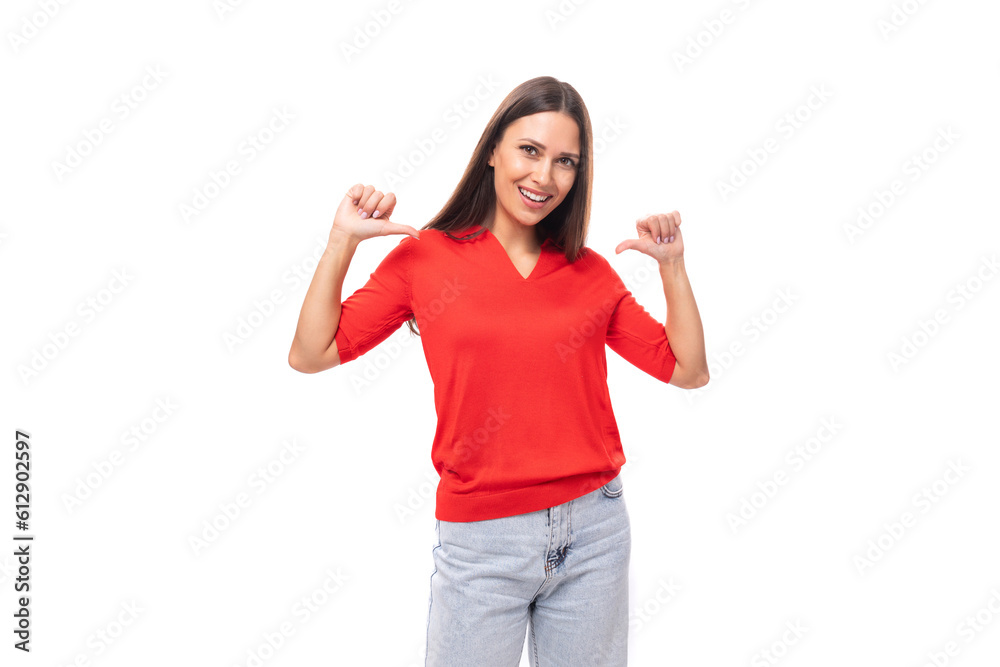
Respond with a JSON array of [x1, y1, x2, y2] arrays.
[[477, 225, 551, 281]]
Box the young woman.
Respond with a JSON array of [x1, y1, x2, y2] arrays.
[[289, 76, 708, 666]]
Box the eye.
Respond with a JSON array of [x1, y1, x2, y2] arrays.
[[519, 145, 576, 167]]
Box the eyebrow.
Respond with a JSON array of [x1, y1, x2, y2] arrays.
[[517, 138, 580, 160]]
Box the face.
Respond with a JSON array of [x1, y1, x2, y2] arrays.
[[487, 111, 580, 232]]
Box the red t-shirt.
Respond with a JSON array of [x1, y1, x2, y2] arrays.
[[334, 224, 675, 521]]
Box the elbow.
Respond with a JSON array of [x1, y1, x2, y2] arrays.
[[689, 370, 710, 389], [668, 363, 710, 389], [288, 345, 326, 374], [288, 347, 313, 374], [288, 340, 342, 374]]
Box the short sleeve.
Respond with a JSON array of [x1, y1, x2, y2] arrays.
[[604, 263, 676, 384], [334, 236, 414, 365]]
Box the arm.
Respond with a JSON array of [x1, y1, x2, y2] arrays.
[[288, 229, 359, 374], [659, 257, 709, 389]]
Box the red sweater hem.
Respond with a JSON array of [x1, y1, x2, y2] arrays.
[[434, 469, 621, 522]]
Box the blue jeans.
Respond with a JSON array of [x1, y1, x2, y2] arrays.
[[425, 473, 630, 666]]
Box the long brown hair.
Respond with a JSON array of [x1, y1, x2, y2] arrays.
[[405, 75, 594, 335]]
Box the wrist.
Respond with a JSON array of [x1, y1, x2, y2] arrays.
[[327, 227, 360, 251], [325, 230, 360, 262], [658, 256, 686, 274]]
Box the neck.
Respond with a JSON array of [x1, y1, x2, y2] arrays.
[[488, 215, 541, 254]]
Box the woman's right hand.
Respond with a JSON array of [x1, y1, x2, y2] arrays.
[[330, 183, 421, 244]]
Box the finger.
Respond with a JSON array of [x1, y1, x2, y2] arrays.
[[346, 183, 365, 205], [652, 214, 669, 245], [636, 216, 654, 241], [356, 184, 376, 216], [358, 188, 382, 219], [665, 211, 676, 243], [661, 212, 675, 243], [670, 211, 682, 242], [372, 191, 396, 219]]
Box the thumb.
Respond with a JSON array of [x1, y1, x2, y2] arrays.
[[379, 220, 422, 241], [615, 238, 645, 254]]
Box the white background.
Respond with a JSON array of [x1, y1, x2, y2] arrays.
[[3, 0, 999, 665]]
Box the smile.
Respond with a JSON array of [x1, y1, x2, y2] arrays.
[[518, 186, 551, 203]]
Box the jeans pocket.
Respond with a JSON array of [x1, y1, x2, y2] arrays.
[[600, 473, 624, 498]]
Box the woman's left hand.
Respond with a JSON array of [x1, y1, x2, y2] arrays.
[[614, 211, 684, 264]]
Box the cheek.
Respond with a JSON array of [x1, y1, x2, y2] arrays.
[[558, 174, 576, 196]]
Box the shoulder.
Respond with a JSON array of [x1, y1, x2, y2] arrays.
[[573, 244, 615, 274], [570, 245, 629, 296]]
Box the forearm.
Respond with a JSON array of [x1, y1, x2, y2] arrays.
[[659, 257, 708, 386], [288, 231, 359, 371]]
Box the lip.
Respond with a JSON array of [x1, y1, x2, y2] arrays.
[[518, 185, 551, 197], [517, 185, 551, 209]]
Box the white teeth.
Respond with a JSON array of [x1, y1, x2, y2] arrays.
[[519, 186, 550, 202]]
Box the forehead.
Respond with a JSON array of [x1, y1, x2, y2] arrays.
[[503, 112, 579, 149]]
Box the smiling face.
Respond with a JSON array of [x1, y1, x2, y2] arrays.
[[487, 111, 580, 233]]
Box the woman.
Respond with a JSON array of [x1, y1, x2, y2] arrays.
[[289, 76, 708, 666]]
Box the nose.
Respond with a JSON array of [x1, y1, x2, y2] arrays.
[[531, 161, 553, 189]]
